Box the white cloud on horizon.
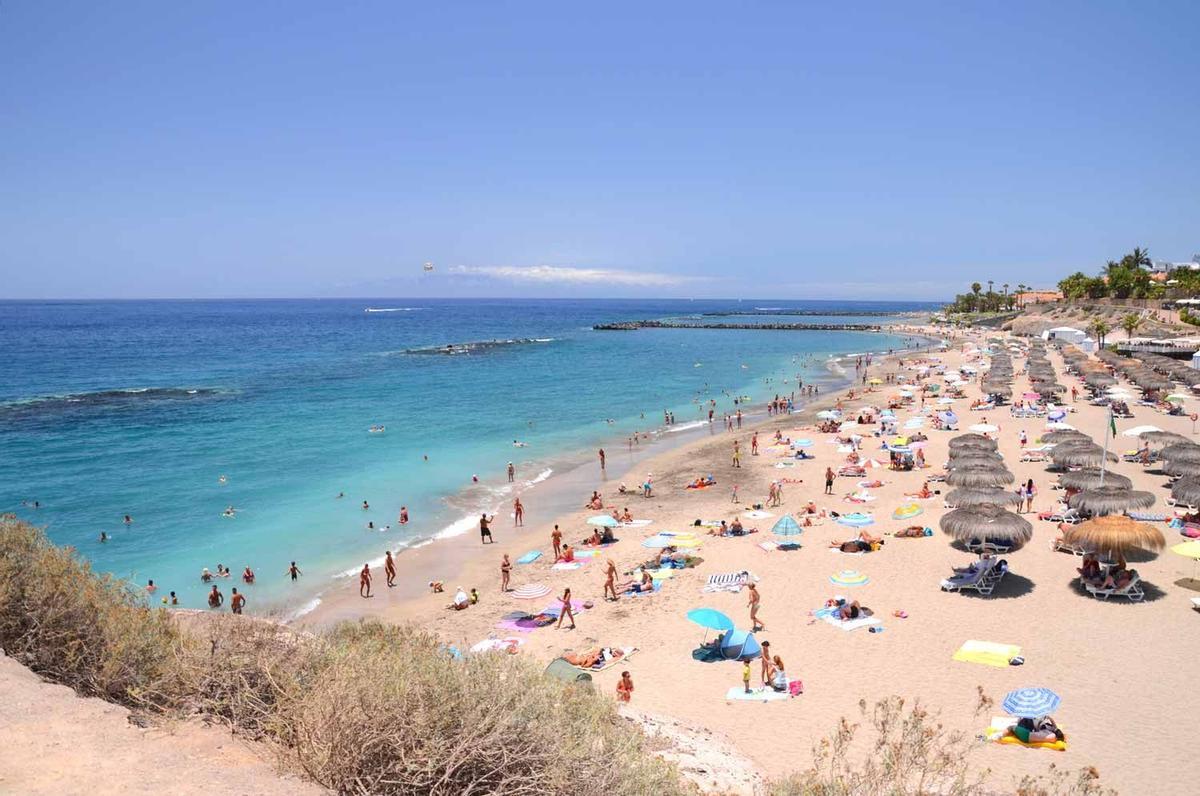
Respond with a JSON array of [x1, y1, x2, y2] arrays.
[[447, 264, 696, 287]]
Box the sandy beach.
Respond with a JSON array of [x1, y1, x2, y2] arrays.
[[299, 326, 1200, 794]]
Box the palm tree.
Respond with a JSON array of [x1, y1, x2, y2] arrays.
[[1129, 247, 1151, 269], [1002, 283, 1009, 295], [1120, 312, 1143, 339], [1089, 318, 1111, 348]]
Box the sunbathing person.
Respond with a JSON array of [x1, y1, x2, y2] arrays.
[[584, 529, 603, 546], [830, 530, 882, 552], [1009, 715, 1064, 745], [616, 571, 655, 594], [830, 598, 867, 620], [563, 647, 603, 668], [894, 525, 928, 538], [729, 517, 745, 535], [585, 491, 604, 510], [558, 544, 576, 563], [1077, 554, 1101, 583], [707, 520, 730, 536], [1097, 567, 1136, 591], [620, 507, 634, 523], [803, 500, 818, 515], [905, 482, 933, 499]]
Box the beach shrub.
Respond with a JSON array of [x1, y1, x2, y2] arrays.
[[0, 517, 181, 705], [0, 519, 688, 796]]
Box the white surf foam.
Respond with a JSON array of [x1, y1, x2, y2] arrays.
[[525, 467, 553, 486], [665, 419, 708, 434], [286, 598, 322, 621], [434, 513, 480, 540]]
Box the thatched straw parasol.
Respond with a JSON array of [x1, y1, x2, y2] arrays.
[[1062, 515, 1164, 567], [947, 453, 1005, 468], [1160, 443, 1200, 463], [940, 504, 1033, 547], [1170, 477, 1200, 507], [1051, 445, 1114, 468], [1058, 469, 1131, 491], [1163, 459, 1200, 478], [944, 487, 1023, 508], [1041, 430, 1090, 444], [945, 467, 1016, 488], [1141, 430, 1189, 446], [1067, 485, 1156, 516], [948, 434, 998, 451]]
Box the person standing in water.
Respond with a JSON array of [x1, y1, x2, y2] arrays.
[[507, 462, 515, 483], [500, 553, 512, 592], [598, 448, 606, 471], [231, 588, 246, 614], [384, 550, 396, 587], [287, 561, 302, 582], [479, 513, 494, 544], [359, 564, 372, 598]]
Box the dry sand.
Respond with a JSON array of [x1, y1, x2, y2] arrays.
[[300, 328, 1200, 794], [0, 652, 328, 796]]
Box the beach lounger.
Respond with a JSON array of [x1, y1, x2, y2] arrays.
[[1191, 597, 1200, 612], [1085, 574, 1144, 601], [1046, 507, 1081, 524], [966, 538, 1014, 556], [1051, 537, 1090, 556], [941, 558, 1006, 595], [1126, 511, 1167, 522], [1166, 498, 1199, 513], [1019, 450, 1048, 462]]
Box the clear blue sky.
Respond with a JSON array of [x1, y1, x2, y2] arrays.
[[2, 1, 1197, 300]]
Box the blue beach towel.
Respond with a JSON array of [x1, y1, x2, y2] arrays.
[[516, 550, 542, 564]]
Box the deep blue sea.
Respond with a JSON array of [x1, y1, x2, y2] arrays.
[[0, 298, 939, 613]]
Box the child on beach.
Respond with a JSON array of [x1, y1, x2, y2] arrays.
[[617, 671, 634, 702], [742, 660, 752, 694]]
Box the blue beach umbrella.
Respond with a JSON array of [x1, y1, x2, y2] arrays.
[[1002, 687, 1061, 718], [587, 515, 619, 527], [940, 411, 959, 426], [771, 515, 803, 537], [686, 607, 735, 632], [719, 628, 762, 661]]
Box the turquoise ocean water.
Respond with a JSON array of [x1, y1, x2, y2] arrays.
[[0, 299, 937, 614]]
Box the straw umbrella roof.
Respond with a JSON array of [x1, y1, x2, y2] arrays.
[[947, 453, 1005, 468], [940, 504, 1033, 545], [944, 487, 1023, 508], [1170, 477, 1200, 507], [1160, 443, 1200, 463], [1141, 430, 1189, 446], [1051, 445, 1114, 468], [946, 467, 1016, 488], [1063, 515, 1164, 562], [948, 434, 998, 451], [1162, 459, 1200, 478], [1067, 485, 1156, 515], [1041, 430, 1090, 444], [1058, 469, 1131, 491]]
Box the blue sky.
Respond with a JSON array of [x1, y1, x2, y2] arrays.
[[2, 1, 1197, 300]]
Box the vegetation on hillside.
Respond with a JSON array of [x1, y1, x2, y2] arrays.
[[0, 519, 1114, 795]]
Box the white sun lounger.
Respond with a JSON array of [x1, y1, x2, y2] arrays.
[[941, 558, 1006, 595], [1085, 574, 1144, 601]]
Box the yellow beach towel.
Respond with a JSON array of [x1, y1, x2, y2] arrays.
[[952, 640, 1021, 668]]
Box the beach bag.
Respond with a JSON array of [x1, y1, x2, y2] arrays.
[[788, 679, 803, 696]]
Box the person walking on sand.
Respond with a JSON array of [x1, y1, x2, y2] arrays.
[[500, 553, 512, 592], [359, 564, 372, 598], [825, 467, 835, 495], [604, 559, 618, 601], [598, 448, 606, 471], [286, 561, 302, 581], [551, 524, 562, 560], [748, 582, 764, 631], [732, 440, 741, 468], [384, 550, 396, 587], [1019, 429, 1027, 448], [231, 587, 245, 614], [731, 483, 739, 504], [480, 513, 494, 544], [513, 497, 524, 526], [751, 432, 758, 456], [507, 462, 515, 483], [557, 587, 576, 629]]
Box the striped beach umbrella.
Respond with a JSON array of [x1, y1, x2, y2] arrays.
[[836, 512, 874, 528], [830, 569, 869, 587], [511, 583, 551, 600], [772, 515, 803, 537], [1002, 687, 1061, 718]]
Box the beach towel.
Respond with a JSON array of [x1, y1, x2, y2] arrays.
[[952, 640, 1021, 668], [495, 619, 539, 633], [703, 571, 751, 593], [540, 599, 587, 616], [621, 519, 653, 527], [814, 606, 880, 631], [743, 510, 774, 519], [573, 549, 599, 559], [552, 561, 584, 571], [985, 717, 1067, 751], [470, 637, 524, 654], [829, 547, 866, 556], [758, 541, 779, 552], [725, 686, 790, 702], [515, 550, 542, 565]]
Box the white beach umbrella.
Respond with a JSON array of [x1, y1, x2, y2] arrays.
[[1122, 425, 1162, 437], [1046, 421, 1076, 431]]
